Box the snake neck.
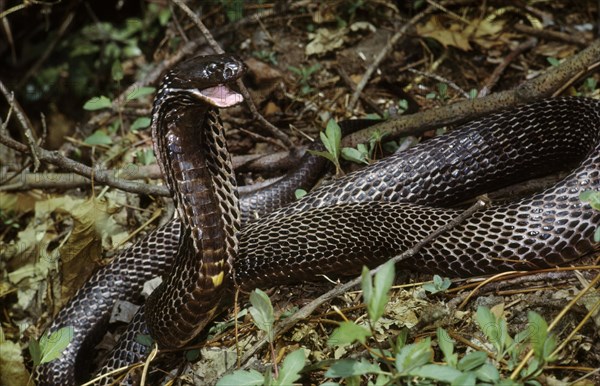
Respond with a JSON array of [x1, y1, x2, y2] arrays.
[[152, 94, 240, 260], [147, 91, 241, 347]]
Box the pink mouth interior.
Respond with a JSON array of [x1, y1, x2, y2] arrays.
[[200, 85, 243, 107]]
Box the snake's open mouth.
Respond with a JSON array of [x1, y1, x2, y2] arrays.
[[196, 85, 243, 108]]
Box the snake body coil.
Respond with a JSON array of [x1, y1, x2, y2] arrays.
[[35, 55, 600, 385]]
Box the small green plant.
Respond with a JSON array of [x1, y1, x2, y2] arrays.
[[29, 326, 74, 367], [426, 82, 450, 103], [252, 50, 278, 65], [341, 129, 389, 164], [135, 148, 156, 165], [288, 63, 321, 95], [308, 119, 343, 175], [26, 5, 170, 104], [310, 119, 393, 172], [83, 85, 155, 138], [295, 189, 307, 199], [324, 267, 560, 385], [29, 326, 75, 384], [422, 274, 451, 294], [220, 258, 564, 385], [217, 289, 305, 385], [581, 77, 598, 93]]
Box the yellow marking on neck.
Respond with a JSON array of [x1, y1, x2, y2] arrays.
[[211, 271, 225, 287]]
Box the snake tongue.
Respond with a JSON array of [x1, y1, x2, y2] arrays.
[[199, 85, 243, 107]]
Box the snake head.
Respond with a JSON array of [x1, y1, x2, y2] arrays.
[[168, 54, 246, 108]]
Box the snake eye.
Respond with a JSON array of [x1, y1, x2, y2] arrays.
[[223, 64, 236, 80]]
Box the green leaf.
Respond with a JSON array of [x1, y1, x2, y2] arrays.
[[457, 351, 487, 371], [123, 44, 142, 58], [341, 147, 368, 164], [527, 311, 548, 359], [70, 43, 100, 57], [395, 338, 432, 373], [547, 57, 560, 66], [307, 149, 336, 164], [217, 369, 264, 386], [496, 379, 522, 386], [328, 321, 371, 346], [84, 130, 112, 146], [474, 363, 500, 382], [158, 8, 171, 25], [542, 333, 557, 362], [579, 190, 594, 201], [397, 99, 409, 113], [325, 359, 383, 378], [295, 189, 307, 199], [249, 289, 275, 342], [361, 266, 372, 311], [185, 348, 200, 361], [408, 364, 462, 382], [322, 119, 341, 160], [34, 326, 74, 365], [111, 60, 124, 81], [475, 306, 506, 353], [525, 380, 543, 386], [521, 357, 542, 378], [595, 227, 600, 243], [287, 66, 301, 75], [580, 190, 600, 210], [135, 334, 154, 347], [437, 83, 448, 99], [363, 260, 395, 323], [451, 371, 476, 386], [437, 327, 457, 367], [423, 275, 451, 294], [135, 149, 155, 166], [275, 349, 305, 386], [130, 117, 151, 131], [83, 96, 112, 110], [395, 327, 408, 351], [28, 340, 41, 366], [126, 86, 156, 101]]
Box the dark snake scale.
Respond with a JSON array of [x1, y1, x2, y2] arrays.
[[35, 54, 600, 385]]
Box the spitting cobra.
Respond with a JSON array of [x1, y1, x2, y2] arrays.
[[35, 54, 599, 385]]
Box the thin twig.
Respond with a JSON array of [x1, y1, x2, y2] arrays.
[[479, 37, 537, 97], [236, 200, 487, 368], [238, 127, 287, 151], [0, 131, 167, 196], [336, 65, 385, 116], [0, 80, 41, 170], [348, 7, 435, 111], [408, 68, 470, 98], [513, 23, 589, 47]]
